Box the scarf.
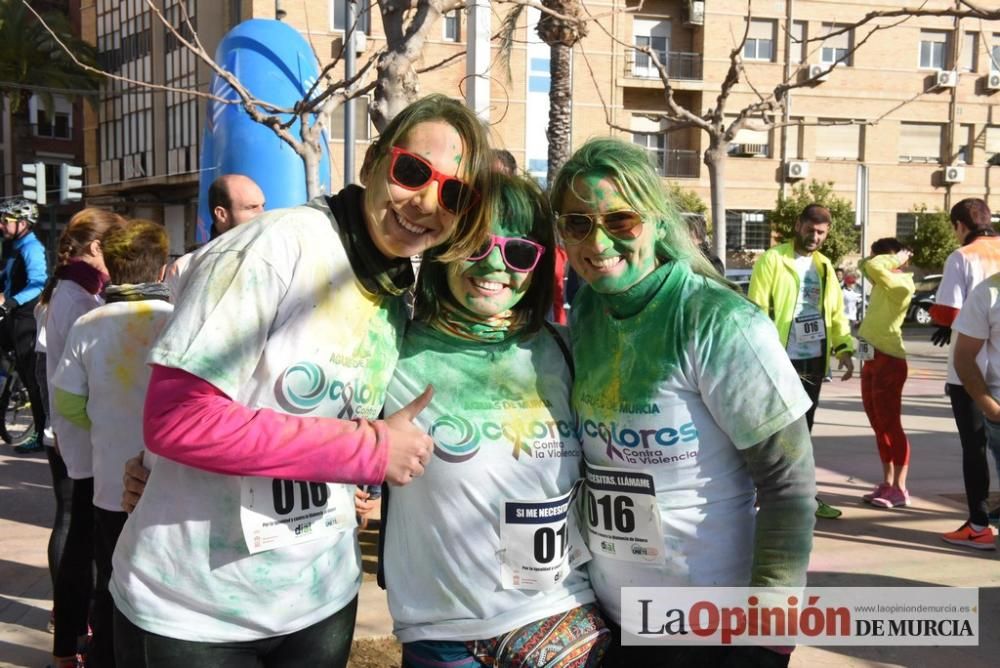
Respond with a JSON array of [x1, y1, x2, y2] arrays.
[[596, 261, 673, 319], [55, 259, 109, 295], [429, 298, 529, 343], [325, 185, 415, 297], [104, 282, 172, 304]]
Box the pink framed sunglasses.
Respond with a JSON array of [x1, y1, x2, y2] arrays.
[[388, 146, 480, 215], [466, 234, 546, 273]]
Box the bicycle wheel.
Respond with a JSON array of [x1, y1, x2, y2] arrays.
[[0, 367, 36, 446]]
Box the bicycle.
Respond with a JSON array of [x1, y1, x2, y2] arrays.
[[0, 327, 36, 448]]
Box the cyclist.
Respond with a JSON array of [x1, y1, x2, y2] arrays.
[[0, 197, 48, 453]]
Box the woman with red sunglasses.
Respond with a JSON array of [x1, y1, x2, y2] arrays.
[[111, 95, 494, 667], [381, 173, 609, 668], [550, 139, 817, 667]]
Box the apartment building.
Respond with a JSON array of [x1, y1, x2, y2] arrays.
[[78, 1, 1000, 256]]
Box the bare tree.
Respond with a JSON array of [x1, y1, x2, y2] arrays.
[[579, 0, 1000, 265], [26, 0, 468, 199]]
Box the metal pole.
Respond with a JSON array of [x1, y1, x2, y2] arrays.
[[945, 4, 962, 210], [779, 0, 794, 200], [344, 0, 357, 185], [466, 0, 491, 121]]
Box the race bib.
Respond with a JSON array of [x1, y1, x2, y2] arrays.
[[240, 477, 356, 554], [856, 338, 875, 361], [499, 485, 591, 591], [793, 314, 826, 343], [582, 462, 665, 565]]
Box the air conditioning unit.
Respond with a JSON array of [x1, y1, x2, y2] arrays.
[[944, 165, 965, 183], [807, 64, 830, 82], [786, 160, 810, 180], [986, 72, 1000, 92], [686, 0, 706, 26], [935, 70, 958, 88]]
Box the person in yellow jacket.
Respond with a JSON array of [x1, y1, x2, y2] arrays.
[[748, 204, 855, 519], [857, 240, 915, 509]]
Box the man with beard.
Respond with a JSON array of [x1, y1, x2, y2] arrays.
[[749, 204, 854, 519]]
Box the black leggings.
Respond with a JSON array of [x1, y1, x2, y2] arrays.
[[92, 508, 128, 668], [114, 596, 358, 668], [53, 477, 95, 658], [948, 383, 991, 526], [791, 355, 826, 433], [45, 446, 72, 587]]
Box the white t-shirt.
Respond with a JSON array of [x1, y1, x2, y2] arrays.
[[110, 199, 408, 642], [163, 251, 194, 302], [383, 323, 593, 643], [46, 279, 103, 479], [842, 287, 862, 321], [52, 298, 174, 512], [786, 254, 823, 360], [571, 263, 812, 626], [954, 273, 1000, 398], [936, 237, 1000, 385]]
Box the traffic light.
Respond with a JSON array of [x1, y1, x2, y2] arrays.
[[21, 162, 46, 205], [59, 164, 83, 203]]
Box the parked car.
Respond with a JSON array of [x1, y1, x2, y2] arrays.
[[906, 274, 942, 325]]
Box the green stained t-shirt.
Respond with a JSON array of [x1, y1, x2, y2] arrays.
[[570, 261, 813, 625]]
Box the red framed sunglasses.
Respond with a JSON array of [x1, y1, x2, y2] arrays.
[[388, 147, 480, 215], [466, 234, 546, 273]]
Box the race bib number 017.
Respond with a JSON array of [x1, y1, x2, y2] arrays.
[[583, 462, 665, 565], [499, 486, 591, 591], [240, 477, 355, 554]]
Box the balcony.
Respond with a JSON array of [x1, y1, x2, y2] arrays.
[[651, 149, 700, 178], [624, 50, 704, 81]]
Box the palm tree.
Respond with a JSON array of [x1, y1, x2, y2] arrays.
[[0, 0, 99, 112]]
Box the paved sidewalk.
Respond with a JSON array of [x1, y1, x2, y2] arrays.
[[1, 330, 998, 666]]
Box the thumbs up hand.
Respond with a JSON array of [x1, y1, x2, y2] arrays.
[[383, 385, 434, 486]]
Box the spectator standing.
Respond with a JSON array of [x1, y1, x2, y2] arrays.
[[856, 239, 915, 508], [930, 198, 1000, 549], [842, 274, 863, 332], [52, 220, 174, 666], [748, 203, 855, 520], [0, 198, 48, 453]]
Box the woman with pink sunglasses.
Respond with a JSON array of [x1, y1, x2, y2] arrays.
[[381, 173, 609, 668], [112, 95, 494, 667]]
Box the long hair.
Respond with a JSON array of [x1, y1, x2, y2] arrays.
[[360, 94, 495, 262], [40, 208, 127, 304], [414, 173, 555, 334], [550, 137, 724, 283]]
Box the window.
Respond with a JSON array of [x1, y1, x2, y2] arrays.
[[29, 96, 72, 139], [959, 32, 977, 72], [986, 126, 1000, 161], [633, 18, 670, 78], [528, 57, 549, 93], [728, 125, 769, 158], [332, 0, 371, 34], [992, 34, 1000, 72], [820, 23, 852, 66], [329, 99, 370, 140], [726, 211, 770, 251], [816, 120, 860, 160], [898, 122, 943, 163], [743, 19, 775, 62], [634, 132, 666, 175], [919, 30, 949, 69], [442, 9, 460, 41], [789, 21, 806, 65], [895, 213, 918, 239], [956, 124, 974, 164]]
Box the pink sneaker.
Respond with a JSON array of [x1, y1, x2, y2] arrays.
[[863, 483, 891, 503], [871, 486, 910, 508]]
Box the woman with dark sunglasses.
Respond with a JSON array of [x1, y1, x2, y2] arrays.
[[381, 173, 609, 668], [549, 138, 816, 667], [110, 95, 494, 667]]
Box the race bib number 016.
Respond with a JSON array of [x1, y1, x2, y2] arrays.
[[583, 462, 665, 565], [499, 486, 591, 591], [240, 477, 355, 554], [793, 314, 825, 343]]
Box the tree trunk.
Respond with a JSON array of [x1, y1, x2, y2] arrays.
[[371, 4, 442, 131], [303, 145, 321, 200], [546, 43, 573, 185], [705, 139, 728, 269]]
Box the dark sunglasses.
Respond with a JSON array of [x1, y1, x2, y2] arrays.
[[466, 234, 546, 273], [556, 210, 644, 245], [388, 147, 480, 215]]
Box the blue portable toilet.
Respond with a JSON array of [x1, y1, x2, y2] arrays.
[[196, 19, 331, 242]]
